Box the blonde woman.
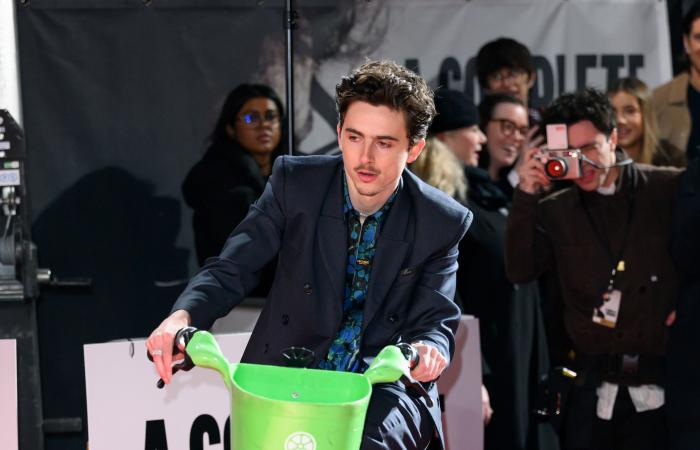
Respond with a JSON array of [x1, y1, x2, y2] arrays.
[[413, 89, 557, 450], [410, 137, 468, 204], [608, 77, 685, 167]]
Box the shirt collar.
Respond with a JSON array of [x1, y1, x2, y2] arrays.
[[342, 175, 401, 223]]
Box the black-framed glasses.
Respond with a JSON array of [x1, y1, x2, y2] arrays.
[[490, 118, 528, 137], [238, 110, 280, 128]]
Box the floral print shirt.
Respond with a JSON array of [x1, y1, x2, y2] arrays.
[[318, 176, 399, 372]]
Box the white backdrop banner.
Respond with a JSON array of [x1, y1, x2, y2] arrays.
[[84, 333, 250, 450], [440, 316, 483, 450], [300, 0, 671, 154], [0, 0, 22, 124], [84, 317, 482, 449], [0, 339, 18, 450]]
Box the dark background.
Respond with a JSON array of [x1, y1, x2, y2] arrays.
[[9, 0, 690, 448], [15, 1, 328, 448]]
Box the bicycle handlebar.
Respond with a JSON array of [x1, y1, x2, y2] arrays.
[[146, 327, 198, 389], [147, 328, 432, 406]]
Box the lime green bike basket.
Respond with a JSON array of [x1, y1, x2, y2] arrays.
[[185, 330, 411, 450]]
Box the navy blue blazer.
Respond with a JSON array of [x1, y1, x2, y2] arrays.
[[173, 155, 472, 443]]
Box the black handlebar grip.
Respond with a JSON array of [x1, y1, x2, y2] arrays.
[[146, 327, 199, 389], [174, 326, 198, 353], [396, 342, 420, 369], [395, 342, 432, 407]]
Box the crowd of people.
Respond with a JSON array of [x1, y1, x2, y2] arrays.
[[148, 5, 700, 450], [405, 5, 700, 450]]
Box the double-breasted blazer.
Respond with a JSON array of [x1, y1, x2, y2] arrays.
[[173, 154, 472, 444]]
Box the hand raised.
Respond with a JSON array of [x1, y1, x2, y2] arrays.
[[517, 147, 551, 194]]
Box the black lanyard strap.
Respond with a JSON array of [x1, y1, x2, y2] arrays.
[[578, 186, 636, 290]]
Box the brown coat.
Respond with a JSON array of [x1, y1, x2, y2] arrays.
[[651, 72, 691, 156], [505, 162, 681, 356]]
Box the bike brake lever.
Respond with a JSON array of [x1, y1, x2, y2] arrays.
[[154, 359, 195, 389]]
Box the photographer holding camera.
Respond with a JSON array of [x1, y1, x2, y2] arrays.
[[505, 88, 681, 450]]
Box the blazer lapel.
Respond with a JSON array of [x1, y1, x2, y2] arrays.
[[317, 164, 346, 315], [363, 177, 413, 332]]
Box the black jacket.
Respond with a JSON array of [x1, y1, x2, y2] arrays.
[[182, 141, 275, 295], [669, 158, 700, 432], [458, 166, 558, 450], [506, 159, 681, 361], [173, 155, 472, 446]]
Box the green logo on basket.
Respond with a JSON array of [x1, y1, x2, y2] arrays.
[[285, 432, 317, 450]]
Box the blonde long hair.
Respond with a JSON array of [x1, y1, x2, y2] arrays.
[[410, 137, 468, 203], [607, 77, 659, 165]]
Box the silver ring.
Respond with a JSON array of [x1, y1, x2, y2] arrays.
[[151, 349, 163, 356]]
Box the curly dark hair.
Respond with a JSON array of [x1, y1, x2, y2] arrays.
[[475, 37, 535, 89], [335, 60, 435, 147], [541, 88, 616, 137]]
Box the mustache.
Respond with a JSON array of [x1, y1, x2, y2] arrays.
[[354, 165, 380, 174]]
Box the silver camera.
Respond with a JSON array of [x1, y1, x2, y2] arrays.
[[537, 123, 583, 180], [536, 148, 583, 180]]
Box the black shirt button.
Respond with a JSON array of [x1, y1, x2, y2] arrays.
[[303, 283, 312, 295], [282, 314, 290, 325], [388, 314, 398, 323]]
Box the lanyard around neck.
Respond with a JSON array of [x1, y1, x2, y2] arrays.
[[577, 186, 636, 291]]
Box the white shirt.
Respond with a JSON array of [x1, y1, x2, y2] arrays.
[[592, 173, 664, 420], [507, 168, 520, 189], [596, 382, 665, 420]]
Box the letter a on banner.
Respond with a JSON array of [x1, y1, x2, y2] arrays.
[[144, 419, 169, 450]]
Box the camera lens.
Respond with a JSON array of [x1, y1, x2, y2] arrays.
[[545, 158, 568, 178]]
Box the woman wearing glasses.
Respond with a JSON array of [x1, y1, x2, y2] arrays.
[[461, 92, 557, 450], [182, 84, 285, 295], [476, 93, 533, 199]]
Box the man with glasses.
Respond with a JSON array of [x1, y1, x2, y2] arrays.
[[475, 37, 539, 124], [506, 88, 680, 450]]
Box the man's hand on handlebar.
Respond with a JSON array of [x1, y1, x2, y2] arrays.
[[410, 342, 447, 382], [146, 309, 192, 385]]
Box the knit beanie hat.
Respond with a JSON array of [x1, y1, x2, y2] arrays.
[[430, 89, 479, 134]]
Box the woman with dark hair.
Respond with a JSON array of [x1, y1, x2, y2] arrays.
[[182, 84, 285, 296], [413, 91, 557, 450], [465, 94, 556, 450], [608, 77, 685, 167], [478, 93, 532, 200]]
